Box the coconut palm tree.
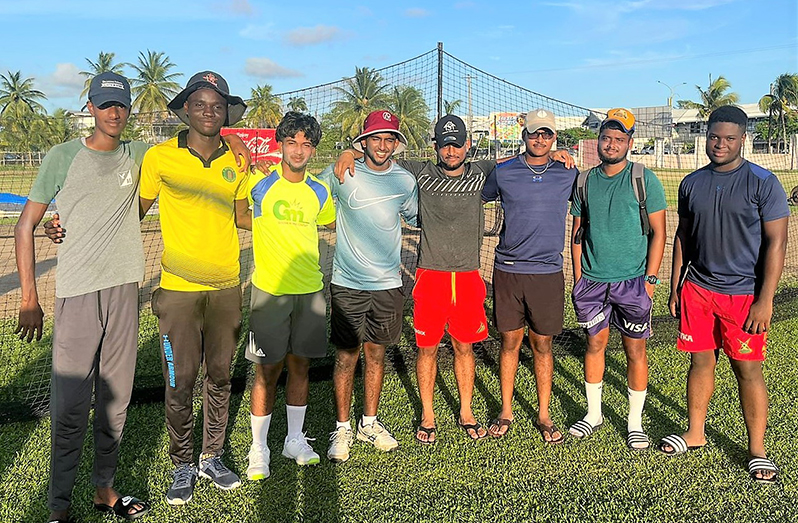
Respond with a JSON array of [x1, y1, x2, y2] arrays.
[[129, 50, 182, 116], [676, 75, 739, 120], [246, 84, 283, 127], [331, 66, 390, 141], [0, 70, 46, 116], [444, 99, 463, 115], [286, 96, 308, 113], [758, 73, 798, 153], [79, 51, 126, 98], [390, 86, 431, 150]]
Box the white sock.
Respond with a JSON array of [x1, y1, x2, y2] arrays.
[[585, 381, 603, 425], [627, 387, 647, 433], [286, 404, 307, 440], [251, 413, 271, 447], [336, 420, 351, 430], [361, 415, 377, 427]]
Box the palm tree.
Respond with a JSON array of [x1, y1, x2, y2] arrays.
[[390, 86, 431, 150], [676, 75, 739, 119], [331, 66, 390, 141], [128, 50, 182, 116], [42, 109, 79, 148], [245, 84, 282, 127], [758, 73, 798, 153], [79, 51, 126, 98], [286, 96, 308, 113], [444, 99, 463, 115], [0, 70, 46, 116]]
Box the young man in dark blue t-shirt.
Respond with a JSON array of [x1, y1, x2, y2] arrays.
[[658, 106, 788, 484], [482, 109, 577, 443]]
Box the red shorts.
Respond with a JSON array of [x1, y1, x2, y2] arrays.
[[678, 280, 767, 361], [412, 268, 488, 347]]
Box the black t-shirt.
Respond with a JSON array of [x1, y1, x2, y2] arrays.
[[399, 159, 495, 271]]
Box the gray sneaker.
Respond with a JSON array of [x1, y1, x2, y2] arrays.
[[166, 463, 198, 505], [357, 419, 399, 451], [199, 453, 241, 490]]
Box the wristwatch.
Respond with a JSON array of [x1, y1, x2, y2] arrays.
[[645, 275, 660, 285]]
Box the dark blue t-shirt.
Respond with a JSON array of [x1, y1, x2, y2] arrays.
[[678, 160, 789, 294], [482, 156, 578, 274]]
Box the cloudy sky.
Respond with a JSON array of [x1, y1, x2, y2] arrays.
[[1, 0, 795, 112]]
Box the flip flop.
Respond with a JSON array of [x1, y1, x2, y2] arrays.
[[488, 417, 514, 438], [94, 495, 150, 521], [656, 434, 704, 456], [458, 419, 488, 440], [748, 457, 779, 484], [415, 425, 437, 445], [534, 420, 564, 444]]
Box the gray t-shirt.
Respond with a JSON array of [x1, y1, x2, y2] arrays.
[[28, 138, 148, 298], [399, 159, 495, 272]]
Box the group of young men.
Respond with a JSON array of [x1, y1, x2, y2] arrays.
[[14, 69, 788, 522]]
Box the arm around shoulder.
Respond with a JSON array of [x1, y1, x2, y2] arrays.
[[14, 201, 50, 342]]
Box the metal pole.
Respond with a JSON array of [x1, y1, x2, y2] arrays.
[[437, 42, 443, 122], [466, 75, 473, 145]]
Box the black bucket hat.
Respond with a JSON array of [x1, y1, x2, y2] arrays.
[[167, 71, 246, 126]]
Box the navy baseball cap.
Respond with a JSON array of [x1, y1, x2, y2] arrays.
[[87, 72, 131, 108], [434, 115, 467, 147]]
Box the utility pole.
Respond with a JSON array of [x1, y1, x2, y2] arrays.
[[436, 42, 443, 122], [466, 75, 473, 146]]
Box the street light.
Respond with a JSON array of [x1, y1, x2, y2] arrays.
[[657, 80, 687, 108]]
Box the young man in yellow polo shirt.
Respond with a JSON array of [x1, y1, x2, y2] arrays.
[[245, 112, 336, 480], [139, 71, 250, 505]]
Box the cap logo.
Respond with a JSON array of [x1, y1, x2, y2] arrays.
[[443, 121, 457, 133], [100, 80, 125, 90], [537, 110, 547, 118], [382, 111, 392, 121], [203, 73, 219, 87], [613, 109, 629, 120]]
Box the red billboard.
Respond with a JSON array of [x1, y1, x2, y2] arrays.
[[221, 128, 281, 163]]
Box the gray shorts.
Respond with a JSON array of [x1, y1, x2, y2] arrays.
[[245, 287, 328, 365]]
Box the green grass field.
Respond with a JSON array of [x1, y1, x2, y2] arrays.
[[2, 290, 797, 523]]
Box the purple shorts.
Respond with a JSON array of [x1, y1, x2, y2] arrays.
[[571, 275, 652, 338]]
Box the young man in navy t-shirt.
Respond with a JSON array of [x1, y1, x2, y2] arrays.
[[657, 106, 789, 484], [482, 109, 577, 443]]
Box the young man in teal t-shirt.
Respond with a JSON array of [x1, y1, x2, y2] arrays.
[[568, 108, 667, 450]]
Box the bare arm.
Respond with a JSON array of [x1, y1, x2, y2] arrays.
[[324, 221, 336, 230], [139, 197, 155, 221], [550, 149, 575, 169], [669, 216, 690, 318], [223, 133, 252, 173], [234, 199, 252, 231], [333, 149, 363, 183], [570, 215, 583, 285], [644, 209, 667, 298], [744, 216, 788, 334], [14, 201, 49, 342]]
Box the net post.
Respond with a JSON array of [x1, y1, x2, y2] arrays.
[[437, 42, 443, 122]]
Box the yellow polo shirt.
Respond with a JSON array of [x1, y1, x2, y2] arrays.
[[140, 130, 249, 292], [248, 164, 335, 296]]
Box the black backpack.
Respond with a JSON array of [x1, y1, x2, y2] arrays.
[[573, 162, 650, 245]]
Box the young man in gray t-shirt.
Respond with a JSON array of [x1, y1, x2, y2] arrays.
[[15, 73, 150, 523]]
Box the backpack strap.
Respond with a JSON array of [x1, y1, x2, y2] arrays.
[[573, 168, 592, 245], [630, 162, 650, 236]]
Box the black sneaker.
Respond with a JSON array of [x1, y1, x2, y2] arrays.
[[166, 463, 198, 505], [199, 452, 241, 490]]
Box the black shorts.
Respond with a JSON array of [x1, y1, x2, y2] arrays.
[[330, 284, 404, 348], [492, 269, 564, 336]]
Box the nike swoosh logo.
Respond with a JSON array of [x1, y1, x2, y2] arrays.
[[347, 187, 404, 210]]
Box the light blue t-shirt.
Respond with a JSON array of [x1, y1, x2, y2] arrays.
[[318, 159, 418, 290]]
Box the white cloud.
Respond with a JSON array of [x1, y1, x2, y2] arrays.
[[239, 23, 276, 40], [244, 58, 303, 78], [405, 8, 430, 17], [284, 25, 346, 47], [51, 63, 83, 87]]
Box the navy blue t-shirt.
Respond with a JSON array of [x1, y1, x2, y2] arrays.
[[678, 160, 789, 294], [482, 156, 578, 274]]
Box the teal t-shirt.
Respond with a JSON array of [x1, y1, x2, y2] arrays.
[[570, 162, 666, 282]]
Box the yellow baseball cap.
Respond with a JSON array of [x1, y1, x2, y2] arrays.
[[601, 108, 636, 133]]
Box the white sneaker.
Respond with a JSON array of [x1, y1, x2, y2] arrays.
[[357, 419, 399, 452], [282, 433, 320, 465], [327, 426, 354, 463], [246, 443, 271, 480]]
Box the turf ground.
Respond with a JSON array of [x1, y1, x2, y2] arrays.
[[1, 289, 797, 523]]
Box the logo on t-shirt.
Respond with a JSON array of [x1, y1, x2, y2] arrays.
[[222, 167, 236, 183], [117, 170, 132, 187], [347, 187, 404, 210], [273, 199, 308, 224]]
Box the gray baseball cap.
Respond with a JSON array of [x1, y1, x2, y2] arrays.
[[524, 109, 556, 133]]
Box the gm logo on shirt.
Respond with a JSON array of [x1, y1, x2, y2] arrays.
[[273, 199, 307, 224]]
